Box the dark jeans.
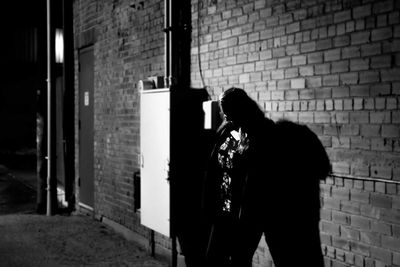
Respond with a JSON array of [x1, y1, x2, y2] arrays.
[[206, 214, 324, 267], [205, 214, 258, 267]]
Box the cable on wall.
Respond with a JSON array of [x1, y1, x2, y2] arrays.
[[197, 0, 206, 88]]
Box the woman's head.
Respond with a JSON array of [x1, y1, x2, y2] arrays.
[[219, 87, 265, 130]]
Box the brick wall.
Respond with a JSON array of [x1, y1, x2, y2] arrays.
[[73, 0, 168, 247], [74, 0, 400, 266], [191, 0, 400, 266]]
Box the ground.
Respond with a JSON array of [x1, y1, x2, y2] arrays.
[[0, 165, 168, 267]]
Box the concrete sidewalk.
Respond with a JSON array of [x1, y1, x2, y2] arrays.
[[0, 165, 169, 267]]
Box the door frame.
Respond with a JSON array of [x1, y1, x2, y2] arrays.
[[78, 45, 94, 211]]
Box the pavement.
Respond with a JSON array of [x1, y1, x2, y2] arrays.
[[0, 164, 169, 267]]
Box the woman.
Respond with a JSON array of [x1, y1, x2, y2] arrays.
[[202, 87, 276, 267], [202, 87, 329, 267]]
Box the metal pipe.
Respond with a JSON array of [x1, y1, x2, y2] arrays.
[[62, 0, 75, 210], [330, 173, 400, 185], [164, 0, 172, 87], [168, 0, 172, 86], [46, 0, 56, 216]]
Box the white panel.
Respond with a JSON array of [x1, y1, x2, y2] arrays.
[[140, 89, 170, 237], [202, 100, 220, 130]]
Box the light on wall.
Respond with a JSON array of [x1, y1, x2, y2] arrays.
[[55, 28, 64, 63]]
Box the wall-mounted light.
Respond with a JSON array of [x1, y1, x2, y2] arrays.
[[55, 28, 63, 63]]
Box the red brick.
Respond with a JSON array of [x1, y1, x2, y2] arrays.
[[315, 63, 331, 75], [361, 125, 380, 137], [351, 215, 370, 230], [360, 231, 380, 246], [272, 47, 285, 57], [315, 112, 331, 123], [373, 0, 394, 14], [351, 136, 371, 150], [323, 75, 339, 86], [332, 60, 349, 73], [284, 90, 299, 101], [265, 59, 277, 70], [278, 57, 291, 68], [286, 44, 299, 55], [324, 48, 341, 62], [333, 162, 350, 174], [350, 85, 369, 96], [292, 55, 306, 66], [371, 138, 392, 152], [359, 71, 380, 84], [371, 221, 391, 235], [370, 84, 390, 96], [371, 164, 392, 179], [301, 18, 316, 30], [350, 189, 370, 203], [350, 240, 370, 256], [284, 67, 298, 78], [322, 221, 340, 236], [370, 112, 391, 124], [332, 86, 350, 98], [271, 90, 284, 100], [342, 46, 360, 59], [299, 66, 314, 76], [308, 52, 323, 63], [298, 111, 313, 123], [372, 27, 393, 41], [334, 35, 350, 47], [351, 162, 370, 177], [381, 68, 400, 82], [271, 69, 284, 79], [306, 77, 322, 88], [291, 78, 305, 89], [350, 58, 369, 71], [286, 22, 300, 34], [361, 43, 382, 57], [277, 80, 290, 90], [370, 247, 391, 263], [299, 89, 315, 100], [342, 124, 360, 135], [347, 21, 355, 34], [334, 10, 351, 23], [353, 4, 371, 19], [316, 38, 332, 50], [351, 31, 370, 45], [382, 125, 400, 138], [381, 208, 400, 224], [300, 41, 316, 53], [371, 193, 392, 208], [340, 72, 358, 85]]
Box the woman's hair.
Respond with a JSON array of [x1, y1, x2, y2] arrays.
[[219, 87, 266, 128]]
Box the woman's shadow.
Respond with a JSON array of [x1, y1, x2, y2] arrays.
[[262, 120, 331, 267]]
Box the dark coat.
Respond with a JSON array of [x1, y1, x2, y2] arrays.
[[202, 118, 277, 227], [202, 118, 331, 267]]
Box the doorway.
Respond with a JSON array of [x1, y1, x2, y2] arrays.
[[78, 46, 94, 210]]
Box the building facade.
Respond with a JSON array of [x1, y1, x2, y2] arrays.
[[73, 0, 400, 266]]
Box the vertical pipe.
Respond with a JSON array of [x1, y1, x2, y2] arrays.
[[46, 0, 52, 216], [164, 0, 170, 84], [168, 0, 173, 86], [46, 0, 56, 216], [62, 0, 75, 210], [165, 1, 177, 266]]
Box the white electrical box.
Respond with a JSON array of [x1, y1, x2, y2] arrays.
[[140, 88, 170, 237], [139, 86, 211, 238], [202, 100, 221, 130]]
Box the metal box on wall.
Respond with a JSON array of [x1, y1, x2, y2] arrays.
[[140, 88, 171, 237], [139, 85, 212, 238]]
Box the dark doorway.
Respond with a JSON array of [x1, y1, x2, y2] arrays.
[[78, 46, 94, 209]]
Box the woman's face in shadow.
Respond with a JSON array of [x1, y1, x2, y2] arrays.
[[220, 104, 243, 129]]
